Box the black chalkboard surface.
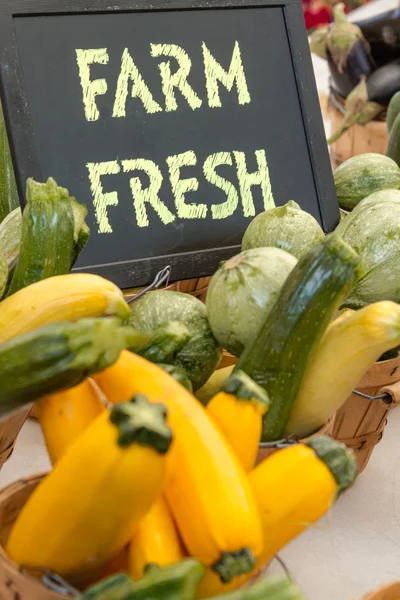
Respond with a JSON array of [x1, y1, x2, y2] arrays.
[[0, 0, 338, 288]]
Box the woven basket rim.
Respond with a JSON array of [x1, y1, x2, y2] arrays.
[[0, 473, 65, 599]]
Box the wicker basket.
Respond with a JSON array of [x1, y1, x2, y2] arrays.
[[325, 90, 388, 170], [0, 474, 270, 599], [330, 355, 400, 475], [0, 474, 63, 599], [0, 407, 33, 471], [361, 581, 400, 600]]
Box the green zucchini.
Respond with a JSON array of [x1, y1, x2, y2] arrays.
[[205, 575, 306, 600], [387, 91, 400, 134], [7, 178, 75, 296], [334, 153, 400, 210], [0, 102, 19, 223], [386, 111, 400, 167], [235, 235, 362, 441], [82, 559, 204, 600], [0, 318, 133, 417]]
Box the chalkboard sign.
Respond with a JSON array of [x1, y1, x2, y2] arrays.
[[0, 0, 338, 288]]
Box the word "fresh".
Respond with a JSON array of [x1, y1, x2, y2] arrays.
[[87, 148, 274, 234]]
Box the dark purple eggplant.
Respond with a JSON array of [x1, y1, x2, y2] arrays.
[[356, 9, 400, 67], [327, 39, 375, 98], [366, 59, 400, 105], [326, 3, 375, 98]]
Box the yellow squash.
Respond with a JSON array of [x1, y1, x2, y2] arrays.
[[207, 371, 270, 472], [196, 436, 357, 598], [129, 496, 184, 580], [35, 379, 105, 464], [7, 395, 172, 581], [93, 351, 263, 584], [0, 273, 130, 343], [286, 301, 400, 438]]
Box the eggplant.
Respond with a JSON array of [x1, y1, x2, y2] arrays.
[[356, 9, 400, 67], [326, 3, 375, 98], [327, 40, 375, 98], [366, 59, 400, 105]]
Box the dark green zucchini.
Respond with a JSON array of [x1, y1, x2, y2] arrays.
[[7, 178, 74, 296], [0, 318, 133, 417], [82, 559, 204, 600], [235, 235, 362, 441]]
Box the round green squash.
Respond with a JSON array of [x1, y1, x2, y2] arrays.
[[335, 190, 400, 308], [242, 201, 325, 259], [206, 247, 298, 357], [334, 153, 400, 211], [128, 290, 222, 391]]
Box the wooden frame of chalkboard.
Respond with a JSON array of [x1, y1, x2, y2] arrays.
[[0, 0, 338, 289]]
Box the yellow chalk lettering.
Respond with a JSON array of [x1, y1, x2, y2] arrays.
[[87, 160, 120, 233], [203, 41, 251, 108], [151, 44, 202, 112], [113, 49, 162, 117], [122, 159, 175, 227], [233, 150, 275, 217], [167, 151, 206, 219], [203, 152, 239, 219], [76, 49, 109, 122]]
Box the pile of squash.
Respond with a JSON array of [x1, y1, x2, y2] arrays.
[[0, 176, 360, 599], [1, 152, 400, 598]]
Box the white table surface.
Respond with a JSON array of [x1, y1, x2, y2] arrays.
[[2, 3, 400, 597]]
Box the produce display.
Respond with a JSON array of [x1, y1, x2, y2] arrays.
[[0, 174, 369, 599], [1, 78, 400, 596], [310, 4, 400, 144]]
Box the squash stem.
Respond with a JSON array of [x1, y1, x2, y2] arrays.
[[110, 394, 172, 453], [212, 548, 256, 583], [306, 435, 357, 494]]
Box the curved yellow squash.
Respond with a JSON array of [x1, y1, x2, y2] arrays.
[[196, 443, 339, 598], [7, 396, 172, 581], [0, 273, 130, 343], [93, 351, 263, 583], [129, 496, 184, 580], [286, 301, 400, 438], [36, 379, 105, 464]]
